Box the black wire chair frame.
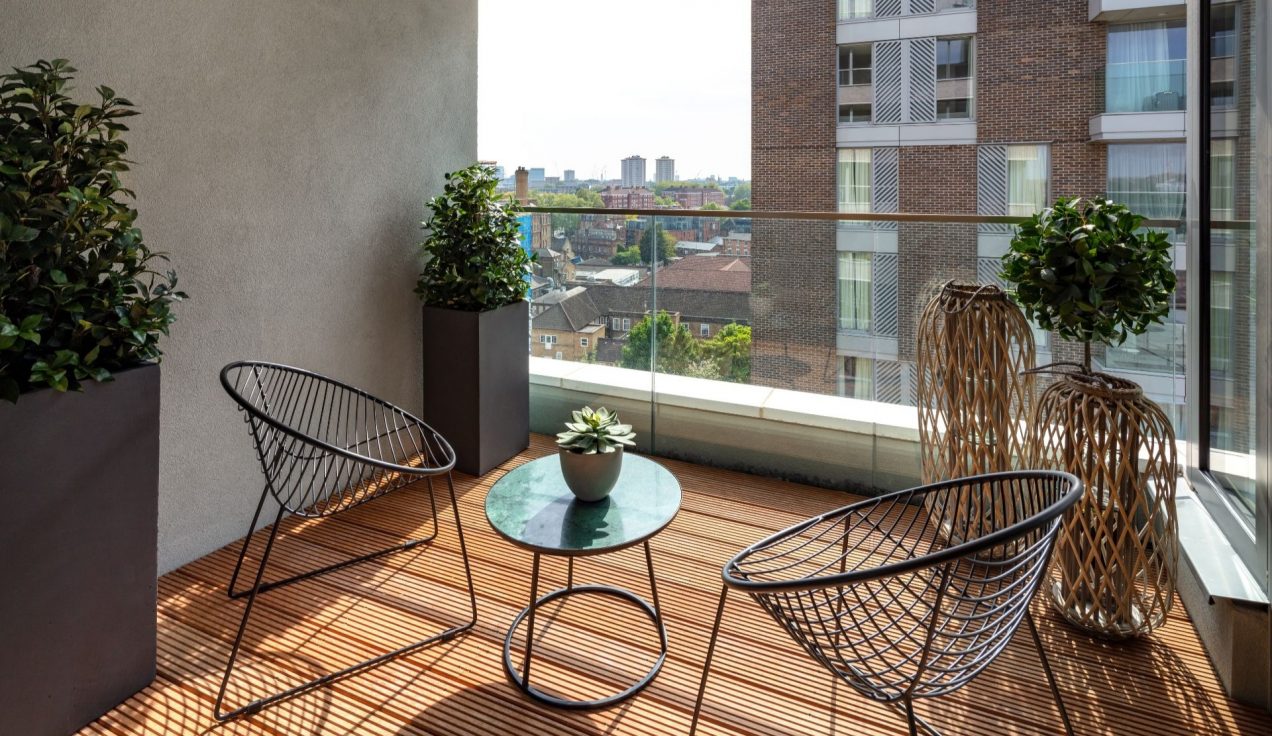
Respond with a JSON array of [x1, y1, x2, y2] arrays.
[[214, 361, 478, 720], [690, 470, 1083, 736]]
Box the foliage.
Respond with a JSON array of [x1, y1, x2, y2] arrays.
[[700, 202, 726, 211], [0, 59, 185, 402], [728, 181, 751, 204], [703, 323, 751, 383], [620, 311, 700, 374], [611, 247, 641, 266], [653, 194, 678, 208], [1001, 197, 1175, 365], [416, 163, 533, 312], [729, 198, 751, 211], [533, 190, 600, 234], [556, 406, 635, 454], [654, 180, 721, 195], [638, 225, 677, 264]]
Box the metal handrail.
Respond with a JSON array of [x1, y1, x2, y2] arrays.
[[522, 205, 1196, 229]]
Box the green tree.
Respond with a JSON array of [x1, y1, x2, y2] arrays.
[[728, 181, 751, 205], [533, 191, 599, 234], [620, 311, 700, 374], [729, 198, 751, 211], [700, 202, 726, 211], [639, 226, 677, 264], [611, 247, 641, 266], [573, 187, 603, 207], [704, 324, 751, 383]]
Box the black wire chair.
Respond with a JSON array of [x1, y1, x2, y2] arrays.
[[214, 361, 478, 720], [690, 471, 1083, 736]]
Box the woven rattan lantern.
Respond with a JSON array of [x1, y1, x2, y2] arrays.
[[916, 283, 1036, 542], [1030, 370, 1177, 638]]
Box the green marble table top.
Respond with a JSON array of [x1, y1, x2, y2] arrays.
[[484, 453, 682, 556]]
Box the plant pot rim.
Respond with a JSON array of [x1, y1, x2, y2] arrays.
[[9, 361, 159, 404], [1054, 370, 1143, 400], [420, 299, 527, 314]]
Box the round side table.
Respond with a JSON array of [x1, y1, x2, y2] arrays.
[[485, 453, 682, 709]]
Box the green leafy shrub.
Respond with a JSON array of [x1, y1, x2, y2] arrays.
[[0, 59, 184, 403], [1001, 197, 1175, 368], [415, 163, 534, 312]]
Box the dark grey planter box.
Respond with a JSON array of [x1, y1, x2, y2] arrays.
[[422, 301, 530, 476], [0, 364, 159, 736]]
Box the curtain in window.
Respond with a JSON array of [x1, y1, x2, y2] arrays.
[[838, 0, 873, 19], [838, 149, 872, 214], [1107, 22, 1186, 112], [838, 252, 873, 331], [1211, 272, 1233, 375], [1006, 145, 1048, 216], [841, 357, 874, 399], [1211, 139, 1235, 220], [1107, 143, 1186, 220]]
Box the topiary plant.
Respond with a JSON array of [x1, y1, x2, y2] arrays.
[[0, 59, 184, 403], [1001, 196, 1175, 370], [415, 163, 534, 311]]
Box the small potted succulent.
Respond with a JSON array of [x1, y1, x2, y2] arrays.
[[556, 406, 636, 502]]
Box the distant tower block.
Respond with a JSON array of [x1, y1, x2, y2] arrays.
[[564, 169, 576, 183], [621, 155, 647, 188], [656, 156, 675, 183]]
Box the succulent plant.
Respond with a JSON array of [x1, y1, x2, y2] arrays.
[[556, 406, 636, 455]]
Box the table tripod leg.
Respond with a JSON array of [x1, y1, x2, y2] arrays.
[[522, 553, 541, 684]]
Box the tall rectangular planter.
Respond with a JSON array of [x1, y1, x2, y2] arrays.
[[422, 301, 530, 476], [0, 363, 159, 735]]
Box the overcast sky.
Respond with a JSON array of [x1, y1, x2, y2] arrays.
[[478, 0, 751, 181]]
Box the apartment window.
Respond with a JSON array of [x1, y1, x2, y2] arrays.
[[1211, 4, 1236, 58], [1106, 20, 1186, 112], [838, 44, 872, 86], [1006, 145, 1049, 217], [838, 0, 873, 21], [540, 334, 557, 346], [837, 148, 872, 214], [840, 356, 874, 400], [555, 352, 563, 360], [936, 98, 970, 120], [580, 337, 589, 348], [1210, 272, 1233, 376], [622, 318, 631, 331], [699, 323, 710, 337], [838, 252, 872, 332], [838, 103, 872, 124], [1211, 139, 1235, 220], [611, 317, 621, 331], [1107, 143, 1186, 220], [936, 37, 972, 80]]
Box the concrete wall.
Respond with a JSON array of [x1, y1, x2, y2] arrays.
[[3, 0, 478, 572]]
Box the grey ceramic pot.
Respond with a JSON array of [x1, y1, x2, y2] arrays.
[[559, 446, 624, 502]]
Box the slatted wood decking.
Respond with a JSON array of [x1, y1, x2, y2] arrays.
[[82, 435, 1270, 735]]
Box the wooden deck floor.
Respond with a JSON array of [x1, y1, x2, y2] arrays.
[[82, 435, 1270, 735]]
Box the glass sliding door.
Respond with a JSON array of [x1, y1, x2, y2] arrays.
[[1190, 0, 1269, 591]]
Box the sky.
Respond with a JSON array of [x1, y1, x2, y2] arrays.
[[478, 0, 751, 182]]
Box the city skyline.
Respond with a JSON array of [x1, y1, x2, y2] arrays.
[[477, 0, 751, 181]]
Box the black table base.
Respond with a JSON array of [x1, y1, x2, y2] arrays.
[[502, 542, 668, 709]]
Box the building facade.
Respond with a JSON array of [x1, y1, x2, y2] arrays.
[[601, 186, 656, 209], [668, 187, 727, 209], [621, 155, 647, 187], [750, 0, 1229, 427], [655, 156, 676, 183]]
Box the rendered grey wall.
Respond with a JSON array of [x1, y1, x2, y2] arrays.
[[2, 0, 478, 572]]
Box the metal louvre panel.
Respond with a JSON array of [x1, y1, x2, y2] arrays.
[[873, 41, 904, 124], [876, 0, 903, 17], [977, 145, 1012, 234], [909, 0, 936, 16], [871, 147, 899, 232], [874, 253, 900, 338], [876, 360, 904, 404], [978, 256, 1007, 288], [907, 38, 937, 124]]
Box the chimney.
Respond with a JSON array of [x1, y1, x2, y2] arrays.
[[514, 167, 529, 204]]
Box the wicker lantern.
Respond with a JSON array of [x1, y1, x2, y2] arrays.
[[916, 283, 1036, 542], [1030, 370, 1177, 638]]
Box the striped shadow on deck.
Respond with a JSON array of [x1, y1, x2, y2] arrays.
[[80, 435, 1270, 735]]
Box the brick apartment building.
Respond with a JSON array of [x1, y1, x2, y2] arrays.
[[601, 186, 656, 209], [667, 186, 727, 209], [750, 0, 1245, 428]]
